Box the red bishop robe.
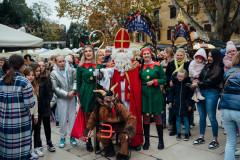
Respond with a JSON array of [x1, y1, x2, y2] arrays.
[[110, 60, 143, 147]]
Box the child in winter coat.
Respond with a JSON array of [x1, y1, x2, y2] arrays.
[[188, 48, 207, 102], [223, 41, 237, 72], [168, 69, 193, 141]]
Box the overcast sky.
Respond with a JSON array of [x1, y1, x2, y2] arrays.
[[26, 0, 76, 29]]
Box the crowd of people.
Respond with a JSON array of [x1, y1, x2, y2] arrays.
[[0, 38, 239, 160]]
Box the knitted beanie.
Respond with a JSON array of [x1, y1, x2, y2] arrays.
[[226, 41, 237, 53]]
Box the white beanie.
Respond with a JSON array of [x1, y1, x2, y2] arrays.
[[226, 41, 237, 53], [194, 48, 207, 61], [65, 55, 73, 63]]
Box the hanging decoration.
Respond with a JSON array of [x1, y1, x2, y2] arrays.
[[121, 9, 158, 53], [171, 21, 192, 50]]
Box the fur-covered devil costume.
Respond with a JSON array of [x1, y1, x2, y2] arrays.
[[84, 83, 136, 160]]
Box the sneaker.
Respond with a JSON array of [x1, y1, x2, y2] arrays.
[[169, 130, 177, 136], [56, 121, 59, 127], [184, 134, 189, 141], [70, 137, 77, 146], [190, 125, 194, 129], [193, 137, 205, 145], [207, 123, 211, 127], [30, 150, 38, 159], [196, 92, 205, 100], [235, 149, 240, 156], [34, 147, 44, 157], [191, 93, 199, 102], [176, 133, 181, 141], [47, 141, 56, 152], [59, 138, 66, 148], [209, 140, 219, 149], [182, 125, 185, 129]]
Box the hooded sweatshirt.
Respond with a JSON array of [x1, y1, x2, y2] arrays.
[[189, 48, 207, 78]]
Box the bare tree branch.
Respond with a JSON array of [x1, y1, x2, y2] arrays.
[[170, 0, 205, 34], [199, 0, 215, 26]]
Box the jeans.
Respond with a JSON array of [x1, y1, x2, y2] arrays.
[[189, 103, 195, 125], [161, 93, 167, 125], [168, 107, 174, 126], [55, 105, 58, 122], [220, 109, 240, 160], [176, 116, 189, 134], [197, 89, 219, 137]]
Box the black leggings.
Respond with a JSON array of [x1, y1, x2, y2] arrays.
[[33, 115, 51, 148]]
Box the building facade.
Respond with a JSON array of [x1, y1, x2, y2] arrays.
[[133, 0, 240, 46]]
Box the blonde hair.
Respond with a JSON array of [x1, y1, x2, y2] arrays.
[[80, 46, 96, 65], [97, 50, 105, 57], [177, 69, 188, 77], [232, 51, 240, 67], [176, 48, 185, 54], [164, 47, 174, 57]]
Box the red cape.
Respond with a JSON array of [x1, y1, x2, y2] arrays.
[[111, 62, 143, 146]]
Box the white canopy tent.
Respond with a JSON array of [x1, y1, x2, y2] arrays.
[[0, 24, 43, 48], [39, 48, 78, 58]]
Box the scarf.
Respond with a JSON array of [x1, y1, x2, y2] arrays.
[[172, 58, 186, 75]]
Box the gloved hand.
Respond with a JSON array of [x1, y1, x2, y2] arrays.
[[84, 128, 90, 137], [125, 126, 136, 137], [93, 70, 99, 76]]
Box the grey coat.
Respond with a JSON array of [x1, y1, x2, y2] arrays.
[[50, 63, 77, 99]]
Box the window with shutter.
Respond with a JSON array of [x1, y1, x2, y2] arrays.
[[204, 24, 211, 32], [167, 29, 172, 40], [170, 7, 176, 19]]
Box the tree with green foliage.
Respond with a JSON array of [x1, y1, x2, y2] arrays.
[[72, 36, 79, 48], [55, 0, 161, 45], [32, 21, 67, 41]]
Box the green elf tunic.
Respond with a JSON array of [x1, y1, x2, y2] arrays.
[[140, 62, 166, 115], [76, 63, 102, 113]]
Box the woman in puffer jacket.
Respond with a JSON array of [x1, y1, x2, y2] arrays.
[[219, 51, 240, 160]]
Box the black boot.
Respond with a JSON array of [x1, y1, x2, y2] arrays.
[[104, 141, 116, 157], [95, 139, 100, 151], [86, 138, 93, 152], [156, 124, 164, 150], [143, 124, 150, 150], [116, 153, 129, 160]]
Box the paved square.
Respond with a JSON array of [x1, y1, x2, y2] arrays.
[[38, 108, 238, 160]]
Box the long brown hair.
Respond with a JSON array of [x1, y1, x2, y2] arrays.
[[232, 51, 240, 67], [80, 46, 96, 65], [23, 66, 38, 96], [28, 62, 41, 85], [164, 47, 174, 58], [3, 54, 24, 85], [38, 60, 51, 85]]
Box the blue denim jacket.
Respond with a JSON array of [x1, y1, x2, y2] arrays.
[[219, 66, 240, 111]]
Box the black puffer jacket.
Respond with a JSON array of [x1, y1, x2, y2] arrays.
[[198, 63, 224, 90], [168, 77, 193, 116], [165, 60, 190, 86], [38, 77, 53, 117]]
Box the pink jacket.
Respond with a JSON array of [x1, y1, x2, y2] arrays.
[[223, 54, 234, 72], [189, 48, 207, 78]]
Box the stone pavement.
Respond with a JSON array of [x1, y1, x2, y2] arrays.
[[38, 108, 238, 160]]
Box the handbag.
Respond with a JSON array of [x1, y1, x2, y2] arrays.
[[221, 69, 240, 97]]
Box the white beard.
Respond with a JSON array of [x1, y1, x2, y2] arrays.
[[112, 49, 133, 72]]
